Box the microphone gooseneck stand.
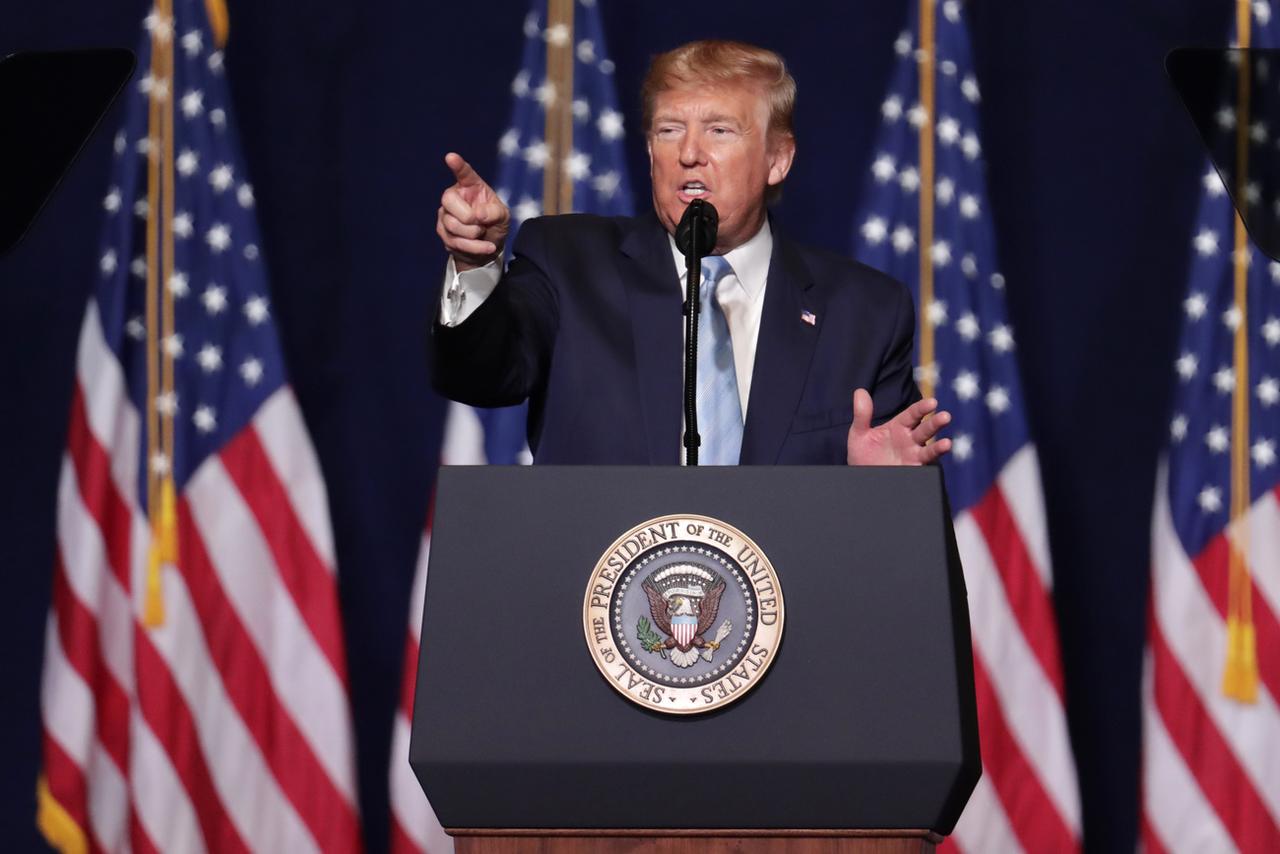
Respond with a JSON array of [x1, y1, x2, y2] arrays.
[[675, 199, 719, 466]]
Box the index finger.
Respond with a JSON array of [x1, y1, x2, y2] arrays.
[[445, 152, 484, 188]]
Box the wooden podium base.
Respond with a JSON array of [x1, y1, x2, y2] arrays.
[[449, 829, 942, 854]]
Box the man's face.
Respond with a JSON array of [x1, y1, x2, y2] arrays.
[[647, 83, 795, 253]]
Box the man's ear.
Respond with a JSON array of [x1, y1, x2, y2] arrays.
[[767, 135, 796, 187]]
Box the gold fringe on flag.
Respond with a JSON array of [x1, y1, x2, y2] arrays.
[[1223, 0, 1259, 702], [36, 775, 88, 854]]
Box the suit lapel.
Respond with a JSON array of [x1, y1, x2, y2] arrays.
[[739, 233, 822, 464], [620, 214, 683, 464]]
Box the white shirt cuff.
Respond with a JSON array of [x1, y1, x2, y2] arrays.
[[439, 256, 502, 327]]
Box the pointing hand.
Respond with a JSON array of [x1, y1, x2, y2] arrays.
[[437, 152, 511, 270]]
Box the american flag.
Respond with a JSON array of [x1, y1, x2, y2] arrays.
[[37, 1, 361, 851], [494, 0, 633, 232], [1142, 2, 1280, 851], [387, 2, 632, 852], [851, 1, 1081, 850], [387, 406, 525, 854]]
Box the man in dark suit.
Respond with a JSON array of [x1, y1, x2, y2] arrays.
[[432, 40, 951, 466]]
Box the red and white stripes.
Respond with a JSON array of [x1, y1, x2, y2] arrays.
[[1143, 464, 1280, 854], [388, 403, 490, 854], [39, 304, 361, 852], [943, 446, 1082, 853], [389, 528, 453, 854]]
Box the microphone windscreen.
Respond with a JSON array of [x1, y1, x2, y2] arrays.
[[674, 199, 719, 258]]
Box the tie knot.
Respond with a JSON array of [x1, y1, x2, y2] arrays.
[[701, 255, 733, 288]]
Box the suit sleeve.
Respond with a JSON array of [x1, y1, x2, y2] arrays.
[[870, 279, 924, 427], [430, 218, 560, 407]]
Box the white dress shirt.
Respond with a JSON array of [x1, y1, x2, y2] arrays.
[[438, 217, 773, 417], [665, 219, 772, 416]]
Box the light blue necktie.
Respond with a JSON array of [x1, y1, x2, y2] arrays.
[[696, 255, 743, 465]]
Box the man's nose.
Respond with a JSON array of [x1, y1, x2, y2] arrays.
[[678, 132, 707, 167]]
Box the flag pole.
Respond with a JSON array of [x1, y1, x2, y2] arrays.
[[204, 0, 229, 48], [158, 0, 180, 593], [917, 0, 937, 398], [141, 0, 228, 628], [543, 0, 575, 215], [1224, 0, 1259, 702], [143, 0, 175, 628]]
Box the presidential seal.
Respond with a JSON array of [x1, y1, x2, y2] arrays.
[[583, 514, 784, 714]]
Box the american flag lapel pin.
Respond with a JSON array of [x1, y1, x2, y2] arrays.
[[800, 310, 817, 326]]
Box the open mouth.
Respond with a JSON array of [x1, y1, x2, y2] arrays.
[[678, 181, 710, 200]]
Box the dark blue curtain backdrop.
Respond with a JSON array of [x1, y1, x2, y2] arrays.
[[0, 1, 1231, 851]]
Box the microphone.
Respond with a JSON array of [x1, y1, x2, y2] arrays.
[[677, 200, 719, 466], [675, 199, 719, 259]]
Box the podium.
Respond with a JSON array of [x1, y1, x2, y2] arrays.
[[409, 466, 979, 853]]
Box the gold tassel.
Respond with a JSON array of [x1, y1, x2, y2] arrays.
[[143, 477, 177, 628], [204, 0, 229, 47], [1222, 616, 1260, 701], [143, 542, 165, 628], [157, 476, 178, 562], [36, 776, 88, 854]]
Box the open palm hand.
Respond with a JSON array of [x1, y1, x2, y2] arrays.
[[846, 388, 952, 466]]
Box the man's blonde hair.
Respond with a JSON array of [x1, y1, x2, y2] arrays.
[[641, 40, 797, 144]]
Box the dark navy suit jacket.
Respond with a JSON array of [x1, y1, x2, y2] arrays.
[[432, 212, 922, 464]]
